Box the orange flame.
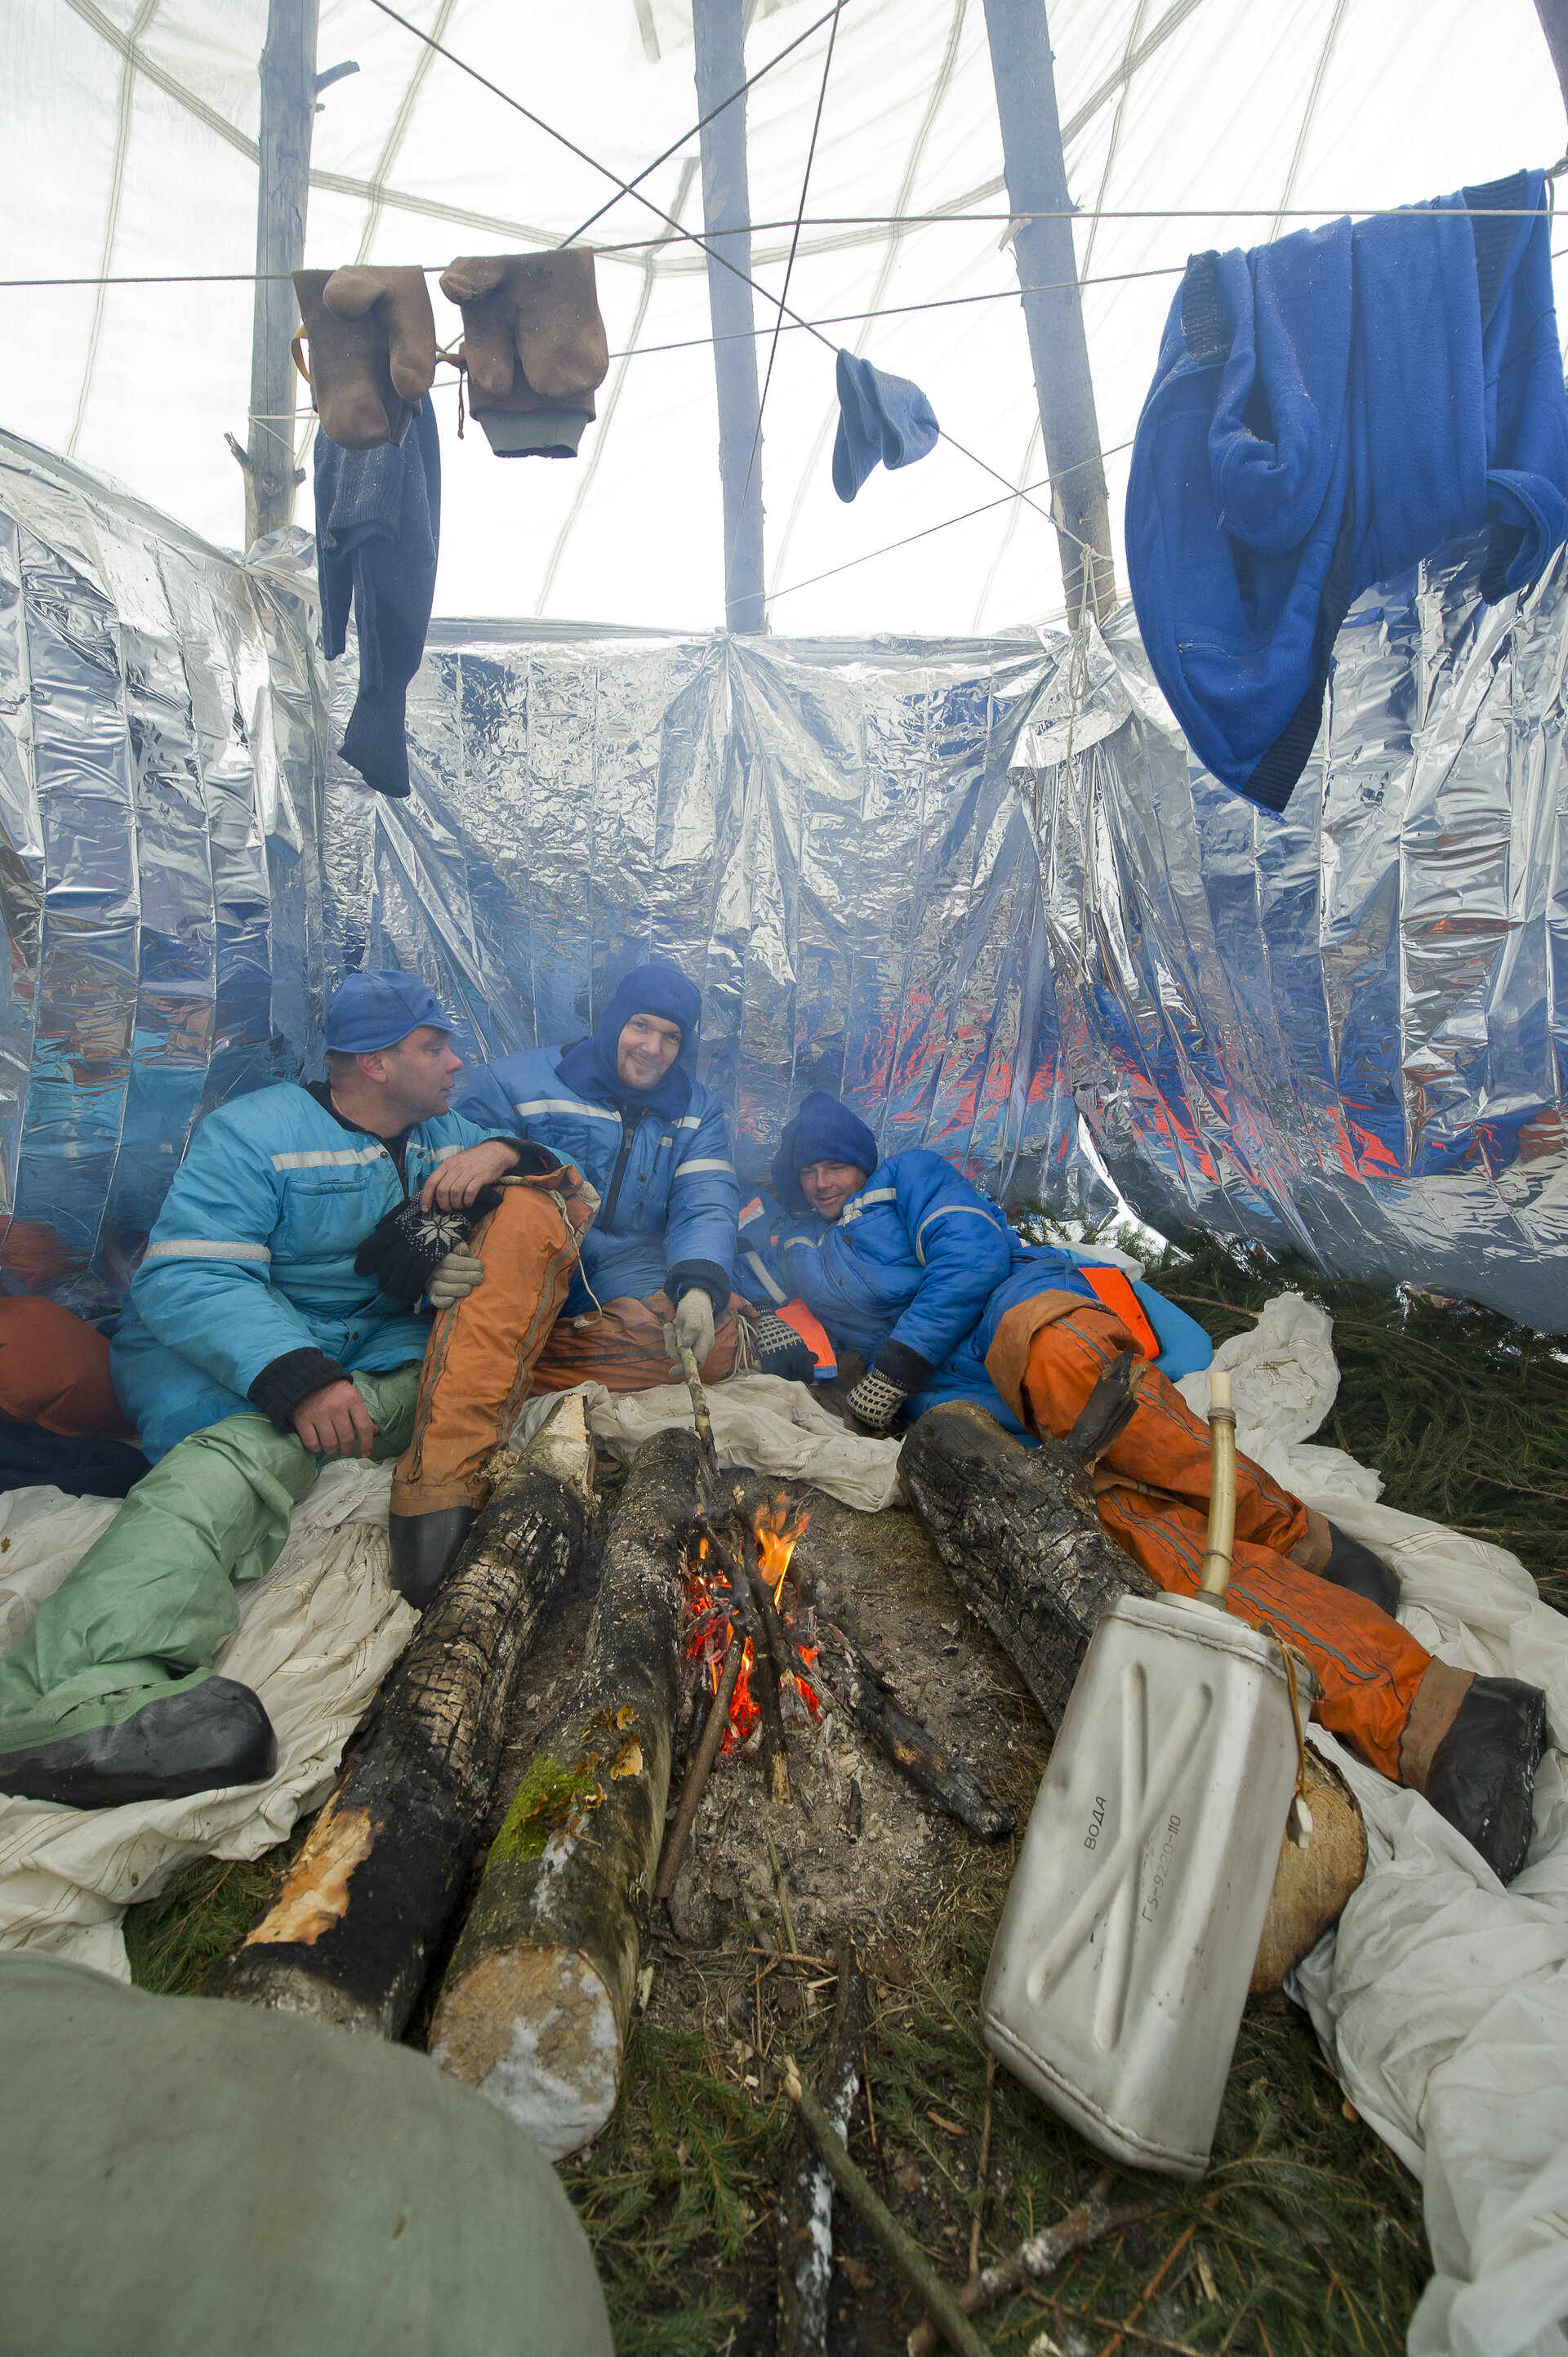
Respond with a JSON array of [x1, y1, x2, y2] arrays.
[[753, 1490, 811, 1606]]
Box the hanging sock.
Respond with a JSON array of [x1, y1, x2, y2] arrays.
[[313, 395, 441, 800], [831, 350, 940, 501], [293, 266, 438, 451], [439, 250, 609, 457]]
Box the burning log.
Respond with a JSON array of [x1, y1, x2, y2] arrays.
[[653, 1629, 744, 1903], [696, 1510, 793, 1803], [428, 1425, 696, 2159], [778, 1936, 869, 2357], [218, 1396, 596, 2037], [806, 1626, 1013, 1843], [898, 1392, 1156, 1731]]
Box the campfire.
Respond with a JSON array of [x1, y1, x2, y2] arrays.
[[684, 1495, 822, 1763]]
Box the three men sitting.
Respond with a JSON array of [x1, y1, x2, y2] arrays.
[[0, 996, 1546, 1891]]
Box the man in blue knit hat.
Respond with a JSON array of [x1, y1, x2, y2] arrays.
[[0, 971, 597, 1810], [456, 956, 742, 1392]]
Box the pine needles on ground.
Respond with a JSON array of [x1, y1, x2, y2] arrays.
[[1140, 1239, 1568, 1602], [122, 1829, 306, 1998]]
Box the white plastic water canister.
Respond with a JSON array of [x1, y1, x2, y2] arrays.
[[982, 1591, 1305, 2180]]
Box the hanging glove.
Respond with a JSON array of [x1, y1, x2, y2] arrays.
[[426, 1242, 485, 1311], [293, 265, 438, 450], [439, 250, 608, 403], [354, 1185, 502, 1301], [842, 1366, 911, 1433], [751, 1311, 815, 1386], [668, 1286, 716, 1370]]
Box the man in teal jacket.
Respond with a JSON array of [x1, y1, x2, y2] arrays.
[[0, 972, 595, 1810]]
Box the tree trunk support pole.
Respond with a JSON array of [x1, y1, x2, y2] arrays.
[[982, 0, 1116, 625], [693, 0, 767, 632], [244, 0, 319, 546]]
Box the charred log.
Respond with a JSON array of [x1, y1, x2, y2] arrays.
[[898, 1400, 1156, 1731], [808, 1625, 1013, 1842], [427, 1425, 697, 2159], [218, 1396, 596, 2037]]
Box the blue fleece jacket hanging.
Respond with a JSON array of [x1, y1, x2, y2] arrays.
[[1126, 168, 1568, 816], [554, 958, 702, 1123], [314, 395, 441, 800], [770, 1090, 879, 1216], [832, 351, 941, 502]]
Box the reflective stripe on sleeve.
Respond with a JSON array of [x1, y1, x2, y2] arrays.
[[913, 1201, 1007, 1267], [672, 1157, 735, 1178], [510, 1097, 621, 1125], [742, 1246, 788, 1304], [143, 1238, 272, 1262], [839, 1186, 896, 1225], [270, 1145, 386, 1170]]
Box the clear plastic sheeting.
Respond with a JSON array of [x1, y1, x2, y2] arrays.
[[1, 426, 1565, 1332]]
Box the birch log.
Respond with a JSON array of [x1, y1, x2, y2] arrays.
[[428, 1426, 697, 2159], [218, 1396, 595, 2036]]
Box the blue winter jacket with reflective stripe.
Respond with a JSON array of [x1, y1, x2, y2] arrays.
[[111, 1083, 514, 1459], [455, 1046, 739, 1314], [737, 1149, 1014, 1378]]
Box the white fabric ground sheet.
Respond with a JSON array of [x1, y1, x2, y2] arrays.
[[1181, 1298, 1568, 2357], [518, 1371, 905, 1513], [0, 1461, 415, 1983]]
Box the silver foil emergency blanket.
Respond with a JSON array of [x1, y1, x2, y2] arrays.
[[0, 429, 1562, 1330]]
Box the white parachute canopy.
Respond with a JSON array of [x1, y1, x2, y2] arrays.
[[2, 0, 1563, 634]]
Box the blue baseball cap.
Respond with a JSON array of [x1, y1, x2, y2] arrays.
[[326, 970, 456, 1053]]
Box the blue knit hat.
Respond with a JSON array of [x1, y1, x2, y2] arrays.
[[771, 1090, 878, 1218], [597, 959, 702, 1054], [832, 350, 940, 503], [327, 969, 454, 1052]]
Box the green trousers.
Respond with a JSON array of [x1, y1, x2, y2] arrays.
[[0, 1366, 421, 1753]]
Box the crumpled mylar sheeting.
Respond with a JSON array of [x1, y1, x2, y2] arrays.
[[0, 427, 1564, 1329]]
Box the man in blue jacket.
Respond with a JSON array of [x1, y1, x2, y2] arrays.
[[736, 1092, 1209, 1432], [455, 959, 742, 1393], [0, 971, 595, 1810]]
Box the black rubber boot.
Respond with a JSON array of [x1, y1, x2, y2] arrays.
[[388, 1507, 474, 1609], [0, 1677, 276, 1811], [1424, 1673, 1548, 1884], [1319, 1522, 1401, 1617]]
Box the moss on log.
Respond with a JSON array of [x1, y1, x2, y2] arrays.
[[428, 1425, 697, 2159]]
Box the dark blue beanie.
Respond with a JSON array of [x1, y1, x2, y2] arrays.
[[597, 959, 702, 1054], [556, 957, 703, 1115], [771, 1090, 879, 1218], [832, 350, 940, 503]]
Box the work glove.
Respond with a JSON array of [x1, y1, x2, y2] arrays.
[[438, 250, 608, 404], [354, 1186, 502, 1300], [426, 1242, 485, 1311], [751, 1311, 815, 1386], [842, 1366, 909, 1433], [293, 265, 438, 450], [668, 1287, 716, 1370]]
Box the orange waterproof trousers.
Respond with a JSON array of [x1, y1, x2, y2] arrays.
[[528, 1290, 746, 1395], [391, 1169, 595, 1519], [985, 1297, 1434, 1784]]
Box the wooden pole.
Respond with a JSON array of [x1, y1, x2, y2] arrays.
[[693, 0, 767, 632], [1537, 0, 1568, 119], [243, 0, 319, 546], [982, 0, 1116, 625]]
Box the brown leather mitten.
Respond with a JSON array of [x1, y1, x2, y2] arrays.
[[438, 250, 609, 457], [293, 265, 438, 451]]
